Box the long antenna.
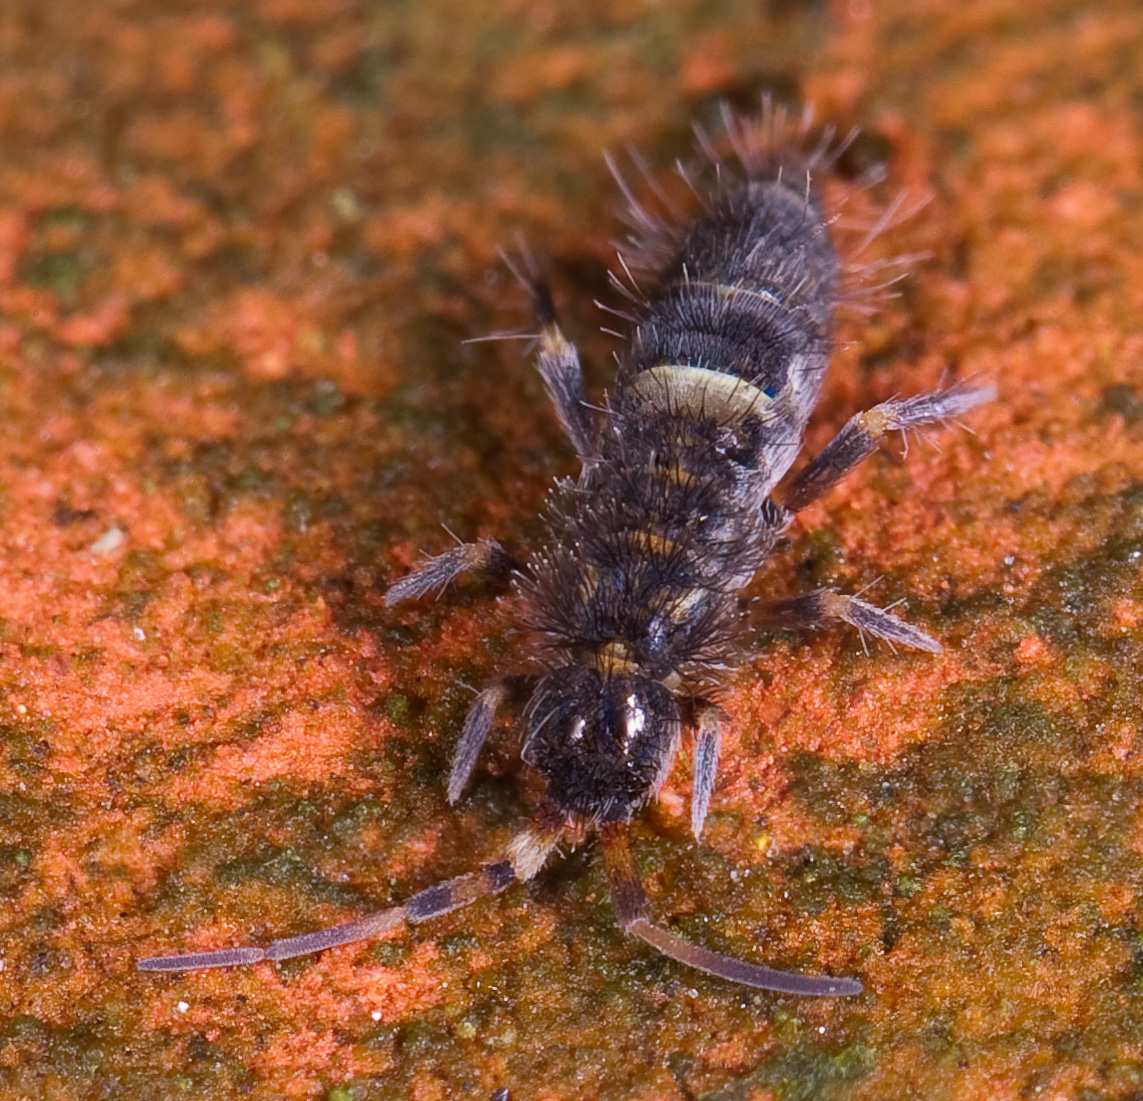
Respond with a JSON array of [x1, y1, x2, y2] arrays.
[[138, 814, 563, 972], [600, 822, 862, 997]]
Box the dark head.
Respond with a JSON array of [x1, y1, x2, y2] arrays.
[[523, 665, 682, 823]]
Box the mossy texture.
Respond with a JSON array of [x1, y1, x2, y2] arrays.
[[1, 0, 1142, 1098]]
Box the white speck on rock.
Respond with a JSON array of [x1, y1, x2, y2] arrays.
[[90, 527, 125, 555]]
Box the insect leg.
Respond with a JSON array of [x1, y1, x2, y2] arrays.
[[504, 251, 599, 463], [599, 822, 861, 996], [449, 680, 510, 804], [691, 702, 725, 840], [783, 384, 995, 513], [138, 812, 564, 972], [385, 539, 522, 606], [751, 589, 942, 653]]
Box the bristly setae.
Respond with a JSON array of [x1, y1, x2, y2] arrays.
[[139, 101, 993, 996]]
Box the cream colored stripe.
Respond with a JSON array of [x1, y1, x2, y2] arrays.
[[627, 364, 775, 424]]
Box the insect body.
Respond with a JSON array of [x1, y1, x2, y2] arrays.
[[140, 104, 993, 996]]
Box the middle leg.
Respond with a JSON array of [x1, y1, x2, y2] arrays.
[[385, 539, 523, 607], [750, 588, 942, 653]]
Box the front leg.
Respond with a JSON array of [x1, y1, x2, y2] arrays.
[[783, 384, 994, 512], [691, 702, 726, 841]]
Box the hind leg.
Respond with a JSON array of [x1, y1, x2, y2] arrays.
[[504, 251, 598, 463], [761, 385, 993, 652], [783, 384, 994, 513]]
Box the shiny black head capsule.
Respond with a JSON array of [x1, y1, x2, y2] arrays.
[[523, 665, 682, 823]]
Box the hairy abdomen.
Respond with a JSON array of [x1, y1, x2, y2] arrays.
[[523, 175, 838, 692]]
